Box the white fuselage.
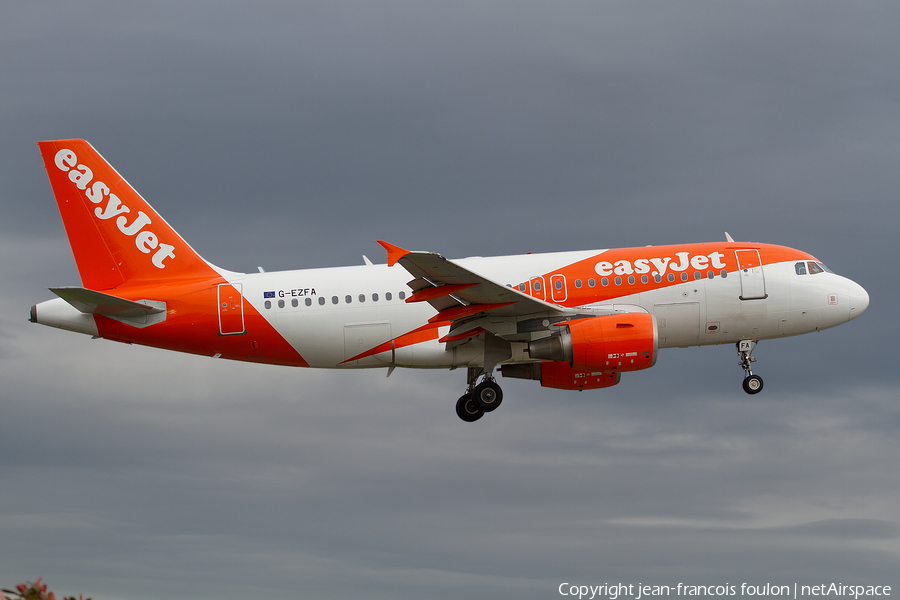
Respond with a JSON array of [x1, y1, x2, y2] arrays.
[[220, 251, 867, 369]]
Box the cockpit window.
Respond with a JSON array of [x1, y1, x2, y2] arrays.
[[795, 262, 807, 275], [807, 262, 824, 275], [818, 262, 833, 274]]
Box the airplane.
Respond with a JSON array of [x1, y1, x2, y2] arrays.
[[30, 139, 869, 422]]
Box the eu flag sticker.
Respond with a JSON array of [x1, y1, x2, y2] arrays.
[[264, 291, 276, 299]]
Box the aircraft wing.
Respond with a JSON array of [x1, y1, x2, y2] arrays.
[[378, 241, 565, 343]]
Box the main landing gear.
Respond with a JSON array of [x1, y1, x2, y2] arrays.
[[455, 368, 504, 422], [737, 340, 764, 395]]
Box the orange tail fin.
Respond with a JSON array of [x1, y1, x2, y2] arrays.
[[38, 139, 214, 290]]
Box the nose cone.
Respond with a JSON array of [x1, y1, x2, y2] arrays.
[[848, 280, 869, 321]]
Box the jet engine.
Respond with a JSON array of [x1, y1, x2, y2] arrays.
[[527, 312, 658, 373]]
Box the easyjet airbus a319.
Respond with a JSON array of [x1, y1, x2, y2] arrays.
[[31, 140, 869, 421]]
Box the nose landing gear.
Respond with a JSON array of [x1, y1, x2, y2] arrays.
[[737, 340, 764, 394]]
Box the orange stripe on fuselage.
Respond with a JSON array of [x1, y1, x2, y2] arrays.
[[341, 321, 446, 364], [93, 277, 310, 367], [520, 242, 815, 306]]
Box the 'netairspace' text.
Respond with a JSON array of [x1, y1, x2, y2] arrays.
[[558, 583, 892, 600]]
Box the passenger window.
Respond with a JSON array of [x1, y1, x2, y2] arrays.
[[615, 277, 622, 286], [654, 274, 662, 283], [533, 281, 541, 292], [345, 295, 352, 304], [575, 279, 582, 289], [359, 294, 365, 303], [304, 298, 311, 307], [641, 275, 648, 284], [318, 297, 325, 306], [628, 276, 635, 285], [372, 293, 379, 302], [668, 273, 675, 282], [808, 262, 824, 275], [795, 262, 807, 275], [399, 291, 406, 300], [554, 279, 563, 290], [264, 300, 271, 309], [278, 299, 285, 308], [518, 283, 527, 292], [386, 292, 393, 301], [588, 278, 596, 287], [332, 296, 339, 305], [292, 299, 299, 307], [720, 270, 727, 278], [707, 270, 714, 279], [694, 272, 701, 280]]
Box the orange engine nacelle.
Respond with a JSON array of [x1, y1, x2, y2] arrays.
[[527, 312, 658, 373], [568, 313, 658, 372]]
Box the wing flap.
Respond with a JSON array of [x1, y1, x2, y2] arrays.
[[406, 283, 477, 303]]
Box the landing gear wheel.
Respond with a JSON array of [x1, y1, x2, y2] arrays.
[[473, 380, 503, 412], [456, 393, 484, 422], [736, 340, 764, 395], [742, 374, 764, 395]]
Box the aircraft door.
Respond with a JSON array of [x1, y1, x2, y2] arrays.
[[735, 250, 767, 300], [218, 283, 245, 335]]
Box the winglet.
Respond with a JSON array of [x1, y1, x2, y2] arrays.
[[725, 232, 735, 243], [377, 240, 410, 267]]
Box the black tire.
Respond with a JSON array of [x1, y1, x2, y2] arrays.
[[473, 380, 503, 412], [742, 374, 764, 395], [456, 393, 484, 422]]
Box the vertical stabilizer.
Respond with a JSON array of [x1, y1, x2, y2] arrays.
[[38, 139, 215, 290]]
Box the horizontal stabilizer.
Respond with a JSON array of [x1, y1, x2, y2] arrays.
[[50, 287, 165, 318]]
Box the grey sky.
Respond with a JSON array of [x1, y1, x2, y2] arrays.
[[1, 2, 898, 599]]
